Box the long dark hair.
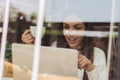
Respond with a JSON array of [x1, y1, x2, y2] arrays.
[[56, 22, 94, 80]]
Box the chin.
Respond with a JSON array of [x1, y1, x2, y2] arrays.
[[69, 45, 77, 49]]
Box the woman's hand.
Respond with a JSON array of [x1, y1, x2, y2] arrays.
[[78, 53, 95, 71], [21, 29, 35, 44]]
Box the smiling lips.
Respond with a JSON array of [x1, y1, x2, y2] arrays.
[[67, 37, 78, 44]]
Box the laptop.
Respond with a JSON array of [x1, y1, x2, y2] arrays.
[[11, 43, 78, 80]]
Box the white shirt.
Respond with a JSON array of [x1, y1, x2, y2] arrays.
[[78, 47, 108, 80]]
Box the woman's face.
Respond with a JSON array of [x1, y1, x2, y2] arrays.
[[63, 22, 85, 49]]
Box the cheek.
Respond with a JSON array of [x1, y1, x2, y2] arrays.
[[77, 36, 83, 43], [63, 30, 67, 39]]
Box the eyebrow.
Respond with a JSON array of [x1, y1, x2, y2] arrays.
[[63, 23, 83, 27], [74, 23, 83, 27], [63, 23, 68, 25]]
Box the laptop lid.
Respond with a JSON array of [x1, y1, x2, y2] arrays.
[[11, 43, 78, 79]]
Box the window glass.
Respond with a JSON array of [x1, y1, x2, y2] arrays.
[[3, 0, 39, 80], [2, 0, 120, 80], [45, 0, 119, 22], [0, 0, 6, 50], [43, 0, 119, 80]]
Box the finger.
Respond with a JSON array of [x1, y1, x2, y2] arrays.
[[22, 35, 34, 43], [79, 58, 87, 64], [22, 35, 34, 41], [23, 37, 34, 42], [80, 62, 87, 69], [79, 58, 92, 70], [24, 29, 31, 34], [23, 38, 34, 44], [22, 34, 34, 41], [78, 59, 88, 69], [78, 55, 86, 62], [24, 34, 34, 39], [78, 56, 88, 68], [22, 29, 31, 37], [78, 62, 86, 69], [78, 53, 84, 58]]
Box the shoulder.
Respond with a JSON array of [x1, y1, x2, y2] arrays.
[[93, 47, 106, 62], [94, 47, 105, 56]]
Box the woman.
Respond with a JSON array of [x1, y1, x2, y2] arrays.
[[56, 15, 107, 80], [21, 15, 108, 80]]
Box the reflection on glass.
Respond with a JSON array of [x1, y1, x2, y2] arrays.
[[45, 0, 119, 23], [0, 0, 6, 51], [0, 0, 8, 79], [3, 0, 119, 80], [4, 0, 39, 80]]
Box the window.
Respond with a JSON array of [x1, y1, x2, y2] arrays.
[[1, 0, 119, 80]]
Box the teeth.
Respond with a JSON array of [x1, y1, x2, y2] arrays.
[[69, 38, 76, 41]]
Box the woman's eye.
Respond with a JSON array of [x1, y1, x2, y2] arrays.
[[63, 24, 69, 29], [63, 26, 69, 29], [74, 26, 82, 30]]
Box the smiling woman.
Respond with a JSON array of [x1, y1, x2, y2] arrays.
[[63, 15, 85, 49], [20, 14, 108, 80], [63, 22, 85, 49], [56, 15, 107, 80]]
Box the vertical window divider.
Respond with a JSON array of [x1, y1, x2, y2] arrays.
[[107, 0, 116, 78], [0, 0, 10, 79], [31, 0, 46, 80]]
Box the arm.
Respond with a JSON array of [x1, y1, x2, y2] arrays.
[[86, 47, 108, 80]]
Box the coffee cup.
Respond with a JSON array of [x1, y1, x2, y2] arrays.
[[30, 26, 46, 37]]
